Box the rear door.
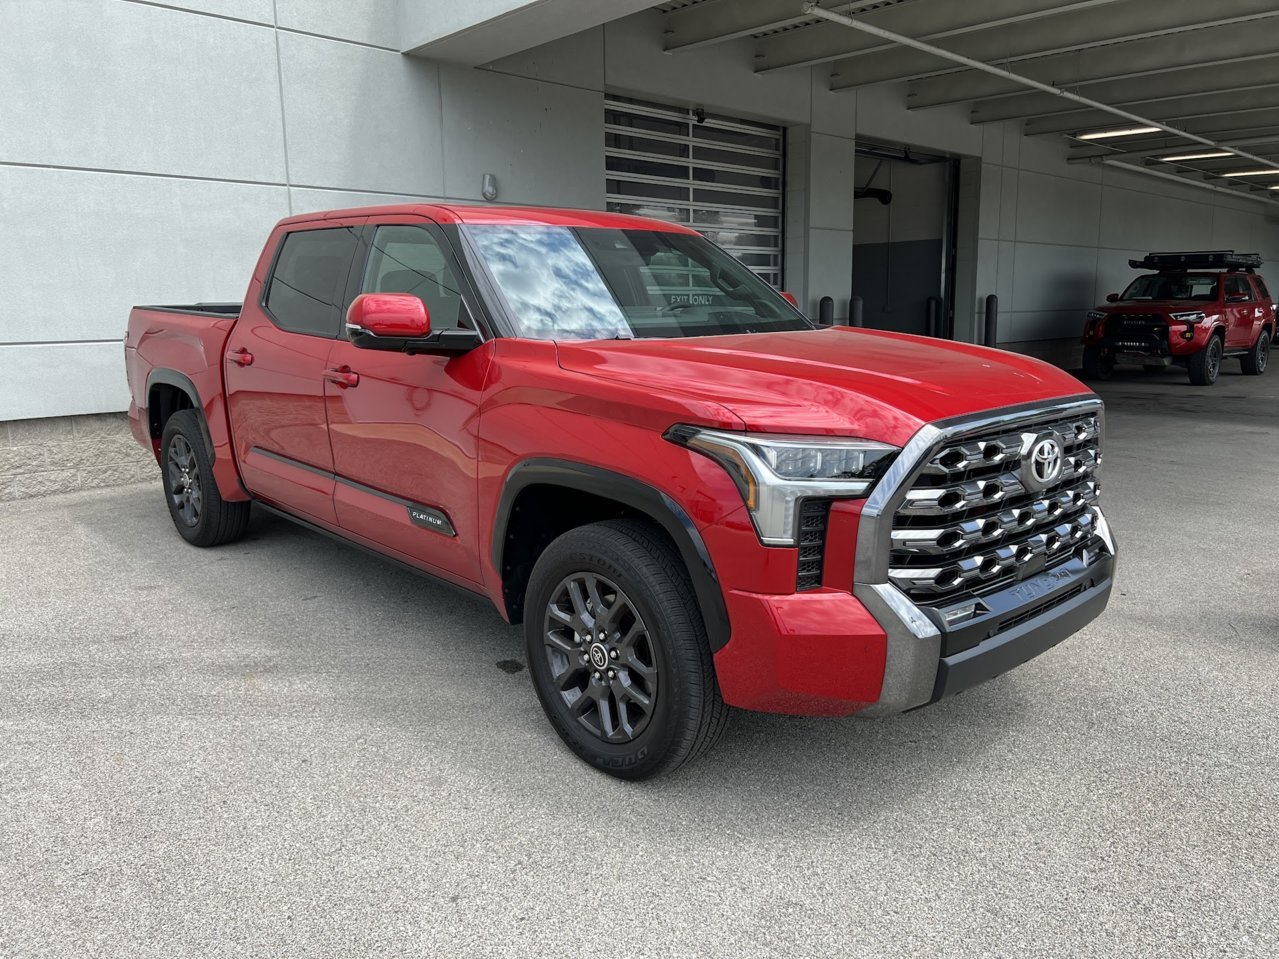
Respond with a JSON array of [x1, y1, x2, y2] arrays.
[[322, 216, 494, 586], [1223, 275, 1257, 349], [225, 219, 365, 524]]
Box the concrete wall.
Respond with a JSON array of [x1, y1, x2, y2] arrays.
[[4, 0, 1279, 438]]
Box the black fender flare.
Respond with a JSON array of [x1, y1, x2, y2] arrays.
[[492, 459, 732, 652], [145, 368, 215, 458]]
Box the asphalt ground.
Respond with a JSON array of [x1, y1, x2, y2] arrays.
[[1, 364, 1276, 957]]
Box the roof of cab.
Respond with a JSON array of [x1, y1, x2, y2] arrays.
[[275, 203, 699, 234]]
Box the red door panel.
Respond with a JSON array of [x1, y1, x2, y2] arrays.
[[225, 218, 365, 524], [325, 337, 493, 586], [323, 217, 493, 586]]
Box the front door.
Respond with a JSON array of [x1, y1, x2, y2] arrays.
[[225, 219, 364, 524], [323, 218, 493, 587]]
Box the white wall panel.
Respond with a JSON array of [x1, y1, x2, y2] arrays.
[[808, 135, 856, 232], [0, 343, 136, 421], [440, 66, 602, 208], [1010, 243, 1099, 313], [145, 0, 274, 22], [0, 0, 286, 183], [275, 0, 401, 48], [1015, 172, 1101, 248], [277, 33, 445, 195], [0, 166, 288, 344]]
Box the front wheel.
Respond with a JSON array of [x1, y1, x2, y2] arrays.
[[1241, 329, 1270, 376], [160, 409, 251, 547], [524, 519, 729, 780], [1188, 335, 1223, 385], [1082, 346, 1113, 380]]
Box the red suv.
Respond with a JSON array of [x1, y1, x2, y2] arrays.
[[1082, 251, 1273, 385]]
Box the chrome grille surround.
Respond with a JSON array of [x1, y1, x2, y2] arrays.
[[889, 412, 1105, 605], [852, 396, 1116, 716]]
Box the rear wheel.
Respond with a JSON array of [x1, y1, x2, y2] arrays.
[[524, 519, 729, 780], [1241, 329, 1270, 376], [160, 409, 251, 547], [1082, 346, 1113, 380], [1188, 335, 1223, 386]]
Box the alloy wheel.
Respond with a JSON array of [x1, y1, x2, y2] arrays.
[[1208, 339, 1222, 380], [542, 572, 658, 743], [166, 435, 202, 527]]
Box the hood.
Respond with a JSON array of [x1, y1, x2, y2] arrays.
[[556, 327, 1092, 447], [1103, 299, 1219, 313]]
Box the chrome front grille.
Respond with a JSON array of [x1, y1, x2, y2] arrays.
[[889, 412, 1104, 605]]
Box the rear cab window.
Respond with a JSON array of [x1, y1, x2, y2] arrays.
[[264, 227, 361, 337]]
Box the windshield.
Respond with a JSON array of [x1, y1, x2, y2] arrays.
[[1121, 273, 1219, 302], [464, 224, 813, 340]]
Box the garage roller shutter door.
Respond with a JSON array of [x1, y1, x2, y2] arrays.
[[604, 95, 784, 288]]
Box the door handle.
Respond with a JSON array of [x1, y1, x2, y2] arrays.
[[226, 348, 253, 367], [324, 366, 359, 389]]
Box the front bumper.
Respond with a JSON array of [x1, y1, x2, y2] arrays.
[[712, 397, 1118, 718]]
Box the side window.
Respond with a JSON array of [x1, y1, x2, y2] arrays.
[[1226, 276, 1253, 301], [1252, 276, 1270, 301], [362, 226, 472, 330], [265, 227, 360, 337]]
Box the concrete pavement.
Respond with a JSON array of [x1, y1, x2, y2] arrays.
[[1, 365, 1276, 957]]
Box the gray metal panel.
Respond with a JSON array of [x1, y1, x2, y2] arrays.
[[755, 0, 1124, 71], [905, 17, 1279, 106], [969, 58, 1279, 123], [1023, 88, 1279, 137], [823, 0, 1279, 87]]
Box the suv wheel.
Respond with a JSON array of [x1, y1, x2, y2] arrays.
[[1082, 346, 1114, 380], [524, 519, 729, 780], [1189, 335, 1224, 386], [160, 410, 251, 547], [1241, 329, 1270, 376]]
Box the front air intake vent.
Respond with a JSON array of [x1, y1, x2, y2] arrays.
[[795, 499, 831, 591]]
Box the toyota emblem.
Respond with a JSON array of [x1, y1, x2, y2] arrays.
[[1025, 435, 1063, 490]]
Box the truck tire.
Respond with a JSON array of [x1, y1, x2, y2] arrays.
[[160, 409, 251, 547], [1188, 334, 1224, 386], [524, 518, 729, 780], [1081, 346, 1113, 380], [1241, 328, 1270, 376]]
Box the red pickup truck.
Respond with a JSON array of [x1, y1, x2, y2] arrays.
[[125, 204, 1117, 779]]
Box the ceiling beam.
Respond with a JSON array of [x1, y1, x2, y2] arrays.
[[968, 57, 1279, 123], [821, 0, 1279, 88], [754, 0, 1125, 72], [905, 19, 1279, 107], [803, 2, 1279, 182], [661, 0, 896, 52], [1098, 160, 1279, 208], [1068, 133, 1279, 163], [1023, 87, 1279, 137]]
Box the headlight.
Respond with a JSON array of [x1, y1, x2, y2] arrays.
[[665, 426, 899, 545], [1087, 311, 1107, 322], [1170, 311, 1206, 323]]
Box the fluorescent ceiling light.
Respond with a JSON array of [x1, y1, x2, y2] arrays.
[[1220, 169, 1279, 177], [1160, 152, 1233, 162], [1076, 126, 1161, 140]]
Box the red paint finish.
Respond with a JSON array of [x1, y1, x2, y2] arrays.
[[125, 203, 1103, 719], [347, 293, 431, 338], [1083, 271, 1276, 359], [712, 588, 887, 715]]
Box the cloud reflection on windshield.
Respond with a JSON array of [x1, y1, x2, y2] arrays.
[[468, 226, 630, 340]]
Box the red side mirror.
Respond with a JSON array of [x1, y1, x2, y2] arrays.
[[347, 293, 430, 338], [1105, 293, 1120, 303], [780, 291, 798, 307], [1226, 292, 1249, 303]]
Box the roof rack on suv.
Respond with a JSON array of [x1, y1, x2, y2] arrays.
[[1128, 250, 1263, 272]]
